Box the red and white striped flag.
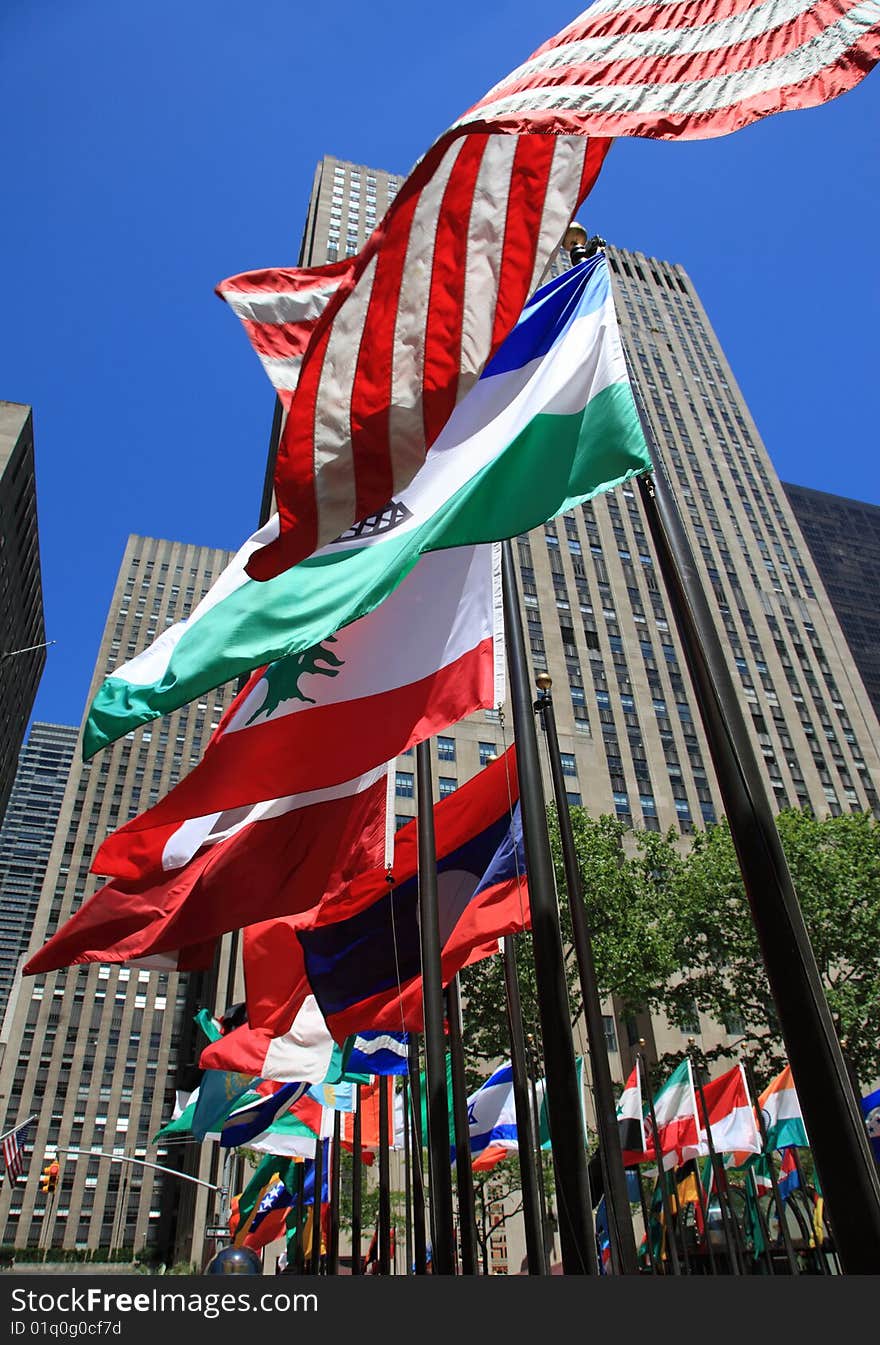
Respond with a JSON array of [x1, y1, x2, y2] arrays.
[[1, 1119, 32, 1182], [221, 1, 880, 581]]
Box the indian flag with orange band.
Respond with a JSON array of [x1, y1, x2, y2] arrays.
[[758, 1064, 809, 1152]]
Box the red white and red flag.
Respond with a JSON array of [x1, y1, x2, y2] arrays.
[[89, 542, 501, 851], [693, 1062, 762, 1158], [23, 766, 389, 975], [220, 1, 880, 579]]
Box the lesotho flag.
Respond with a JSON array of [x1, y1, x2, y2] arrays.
[[84, 252, 650, 757]]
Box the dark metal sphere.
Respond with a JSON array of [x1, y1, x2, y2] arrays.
[[205, 1246, 263, 1275]]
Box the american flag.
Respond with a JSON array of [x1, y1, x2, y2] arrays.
[[220, 0, 880, 580], [1, 1119, 32, 1183]]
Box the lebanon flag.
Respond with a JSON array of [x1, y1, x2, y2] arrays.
[[694, 1063, 762, 1159], [88, 542, 502, 834], [617, 1066, 648, 1166], [645, 1059, 704, 1172], [24, 765, 387, 974]]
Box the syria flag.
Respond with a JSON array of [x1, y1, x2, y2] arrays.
[[616, 1067, 648, 1166]]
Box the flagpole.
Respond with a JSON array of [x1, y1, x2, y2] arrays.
[[309, 1132, 324, 1275], [744, 1062, 799, 1274], [636, 1047, 681, 1275], [686, 1043, 742, 1275], [0, 1115, 37, 1146], [747, 1165, 776, 1275], [415, 739, 457, 1275], [408, 1034, 429, 1274], [328, 1112, 341, 1275], [634, 1169, 657, 1273], [628, 416, 880, 1274], [534, 674, 639, 1276], [446, 975, 479, 1273], [292, 1162, 306, 1274], [790, 1147, 830, 1274], [501, 937, 547, 1275], [501, 538, 596, 1275], [692, 1160, 718, 1275], [402, 1072, 413, 1275], [379, 1075, 392, 1275], [525, 1032, 553, 1262], [350, 1084, 363, 1275]]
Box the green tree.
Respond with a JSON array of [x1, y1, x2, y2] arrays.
[[460, 805, 880, 1090]]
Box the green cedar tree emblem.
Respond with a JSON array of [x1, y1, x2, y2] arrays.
[[246, 637, 344, 724]]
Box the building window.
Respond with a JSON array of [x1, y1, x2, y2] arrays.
[[437, 736, 456, 762], [560, 753, 577, 776], [479, 742, 497, 767], [602, 1015, 618, 1054], [438, 777, 457, 798], [395, 814, 412, 832], [395, 771, 414, 798]]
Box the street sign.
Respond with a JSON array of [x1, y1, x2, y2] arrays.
[[206, 1225, 230, 1239]]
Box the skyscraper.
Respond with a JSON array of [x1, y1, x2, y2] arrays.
[[300, 158, 880, 1078], [0, 723, 77, 1029], [782, 482, 880, 722], [0, 402, 47, 831], [0, 536, 236, 1259]]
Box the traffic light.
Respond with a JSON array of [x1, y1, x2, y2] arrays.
[[38, 1160, 59, 1195]]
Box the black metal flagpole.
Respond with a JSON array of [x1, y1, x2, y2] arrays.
[[502, 936, 548, 1274], [350, 1084, 363, 1275], [638, 447, 880, 1268], [309, 1130, 324, 1275], [686, 1043, 742, 1275], [744, 1061, 799, 1274], [403, 1072, 413, 1275], [534, 672, 639, 1276], [563, 223, 880, 1271], [636, 1046, 681, 1275], [292, 1161, 306, 1274], [446, 975, 479, 1273], [408, 1034, 429, 1275], [378, 1075, 392, 1275], [634, 1168, 657, 1273], [328, 1111, 341, 1276], [501, 539, 597, 1275], [632, 389, 880, 1275], [415, 740, 457, 1274]]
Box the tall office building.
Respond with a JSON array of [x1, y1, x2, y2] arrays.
[[0, 723, 77, 1029], [0, 402, 47, 831], [781, 482, 880, 721], [300, 158, 880, 1080], [0, 536, 236, 1257]]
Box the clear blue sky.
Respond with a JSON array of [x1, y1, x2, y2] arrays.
[[2, 1, 878, 730]]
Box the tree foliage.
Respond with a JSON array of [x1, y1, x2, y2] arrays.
[[460, 804, 880, 1090]]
